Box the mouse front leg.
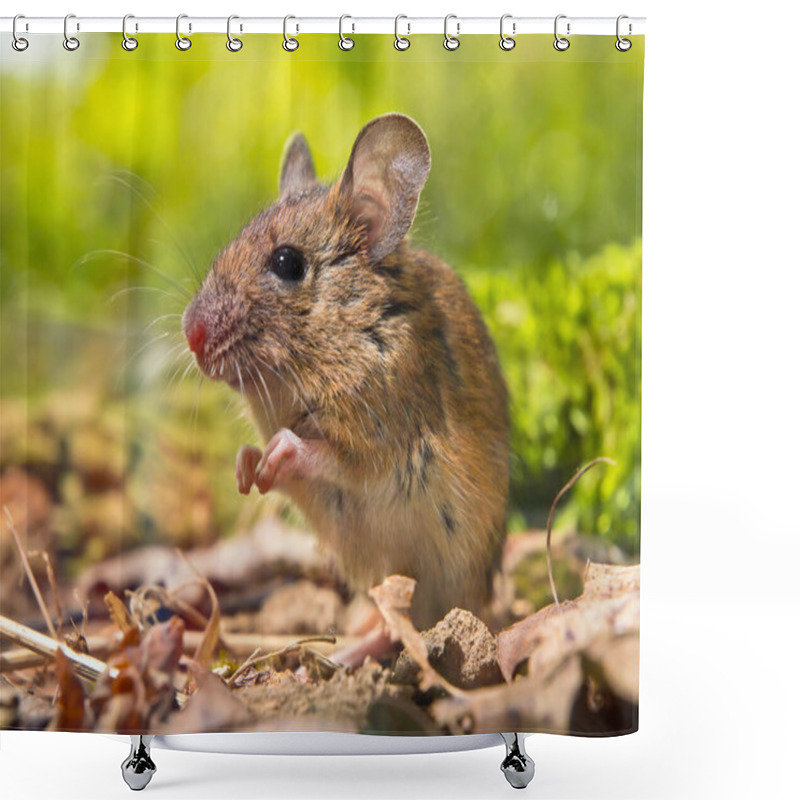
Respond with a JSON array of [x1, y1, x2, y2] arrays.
[[235, 444, 263, 494], [237, 429, 333, 496]]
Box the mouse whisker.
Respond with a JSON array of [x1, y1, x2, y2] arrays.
[[143, 313, 183, 334], [108, 285, 186, 306], [111, 329, 183, 391], [130, 330, 178, 369], [167, 350, 197, 392], [255, 365, 279, 434], [102, 170, 204, 288], [75, 249, 192, 301], [190, 375, 205, 457], [258, 358, 329, 445], [234, 358, 246, 397], [164, 341, 196, 380], [244, 361, 278, 434]]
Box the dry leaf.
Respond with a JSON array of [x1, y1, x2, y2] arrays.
[[432, 653, 583, 734], [104, 591, 135, 635], [432, 563, 641, 736], [176, 551, 220, 667], [582, 563, 641, 600], [368, 575, 463, 697], [52, 648, 89, 731], [91, 616, 184, 733], [167, 666, 252, 733], [497, 562, 640, 683], [78, 521, 325, 608]]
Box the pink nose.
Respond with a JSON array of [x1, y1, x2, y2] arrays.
[[186, 319, 206, 357]]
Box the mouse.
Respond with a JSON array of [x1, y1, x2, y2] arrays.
[[182, 113, 509, 629]]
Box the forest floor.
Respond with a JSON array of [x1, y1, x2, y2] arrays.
[[0, 393, 639, 736]]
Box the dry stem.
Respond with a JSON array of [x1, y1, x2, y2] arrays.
[[4, 507, 58, 640], [546, 457, 616, 607], [0, 613, 117, 681], [29, 550, 63, 637]]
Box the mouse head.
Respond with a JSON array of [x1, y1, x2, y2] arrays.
[[182, 113, 430, 407]]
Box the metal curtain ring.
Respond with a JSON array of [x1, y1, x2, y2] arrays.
[[499, 14, 515, 51], [176, 14, 192, 50], [339, 14, 354, 50], [63, 13, 80, 51], [616, 14, 632, 51], [122, 14, 138, 51], [12, 14, 29, 51], [283, 15, 299, 51], [394, 15, 410, 50], [227, 15, 243, 51], [553, 14, 570, 51], [443, 14, 460, 51]]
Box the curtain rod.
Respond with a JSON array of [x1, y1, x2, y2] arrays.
[[1, 16, 646, 37]]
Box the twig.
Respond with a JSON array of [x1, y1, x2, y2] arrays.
[[0, 614, 117, 681], [253, 635, 338, 668], [227, 635, 339, 685], [227, 647, 262, 685], [194, 631, 352, 655], [4, 507, 58, 640], [1, 634, 118, 672], [0, 631, 356, 673], [29, 550, 63, 637], [546, 457, 616, 607]]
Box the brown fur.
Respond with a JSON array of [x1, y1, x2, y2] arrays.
[[183, 114, 509, 627]]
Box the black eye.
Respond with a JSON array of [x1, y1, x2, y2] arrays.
[[268, 246, 306, 282]]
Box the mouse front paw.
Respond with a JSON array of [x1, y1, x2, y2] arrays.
[[253, 428, 305, 494], [235, 444, 263, 494]]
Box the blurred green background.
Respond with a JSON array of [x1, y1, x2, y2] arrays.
[[0, 34, 643, 556]]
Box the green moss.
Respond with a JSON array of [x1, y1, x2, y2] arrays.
[[466, 240, 641, 553]]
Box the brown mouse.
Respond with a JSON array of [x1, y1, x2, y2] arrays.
[[182, 113, 509, 628]]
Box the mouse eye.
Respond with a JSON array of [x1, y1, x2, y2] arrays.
[[268, 246, 306, 282]]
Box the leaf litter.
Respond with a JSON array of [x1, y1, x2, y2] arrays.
[[1, 454, 638, 735]]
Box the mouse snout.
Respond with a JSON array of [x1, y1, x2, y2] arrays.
[[186, 319, 206, 357], [182, 284, 250, 384], [182, 301, 207, 359]]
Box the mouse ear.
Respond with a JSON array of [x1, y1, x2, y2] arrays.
[[279, 133, 317, 197], [336, 114, 431, 264]]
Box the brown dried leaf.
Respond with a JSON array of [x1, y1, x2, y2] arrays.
[[142, 615, 185, 676], [104, 590, 135, 635], [167, 666, 252, 733], [93, 664, 146, 732], [77, 521, 325, 607], [496, 562, 640, 684], [91, 616, 184, 733], [582, 563, 641, 600], [53, 648, 88, 731], [586, 633, 640, 703], [368, 575, 463, 696], [176, 551, 220, 667], [432, 653, 583, 734]]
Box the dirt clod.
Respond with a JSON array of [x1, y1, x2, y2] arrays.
[[393, 608, 503, 690]]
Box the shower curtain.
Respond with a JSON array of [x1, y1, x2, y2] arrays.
[[0, 30, 643, 738]]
